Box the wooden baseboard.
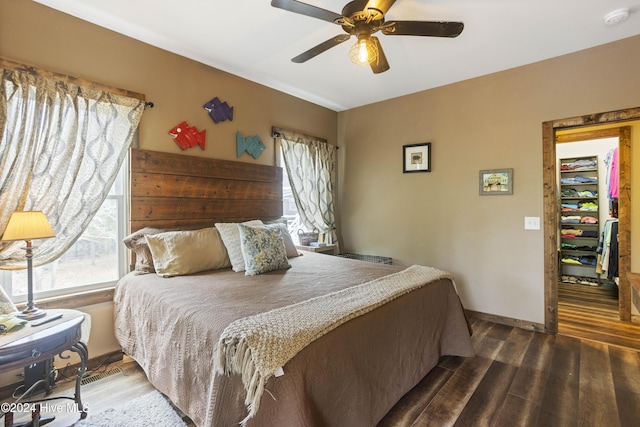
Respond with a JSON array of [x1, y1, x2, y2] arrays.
[[465, 309, 546, 333], [0, 350, 124, 401]]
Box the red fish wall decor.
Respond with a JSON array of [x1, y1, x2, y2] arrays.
[[168, 121, 206, 150]]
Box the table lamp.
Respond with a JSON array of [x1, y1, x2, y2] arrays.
[[1, 211, 55, 320]]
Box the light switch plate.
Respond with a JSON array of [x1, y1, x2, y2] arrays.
[[524, 216, 540, 230]]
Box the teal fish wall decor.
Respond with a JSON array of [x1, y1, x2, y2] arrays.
[[236, 131, 265, 159]]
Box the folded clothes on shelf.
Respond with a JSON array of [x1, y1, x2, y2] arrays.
[[560, 159, 597, 171], [561, 188, 597, 197], [560, 175, 597, 184]]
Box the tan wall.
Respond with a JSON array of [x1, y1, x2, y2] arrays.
[[0, 0, 337, 362], [337, 35, 640, 324], [2, 0, 639, 354]]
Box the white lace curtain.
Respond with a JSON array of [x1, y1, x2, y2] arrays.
[[275, 127, 338, 249], [0, 59, 145, 269]]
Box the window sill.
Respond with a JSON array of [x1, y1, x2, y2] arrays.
[[15, 287, 115, 310]]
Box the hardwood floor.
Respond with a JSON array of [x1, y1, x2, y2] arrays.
[[379, 315, 640, 426], [558, 281, 640, 350], [5, 314, 640, 426], [4, 355, 184, 427]]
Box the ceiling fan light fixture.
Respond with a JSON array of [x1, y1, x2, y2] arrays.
[[349, 36, 378, 65], [272, 0, 464, 73]]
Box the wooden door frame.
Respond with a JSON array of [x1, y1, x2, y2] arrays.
[[543, 107, 639, 334]]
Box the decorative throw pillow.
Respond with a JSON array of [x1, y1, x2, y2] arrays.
[[238, 224, 291, 276], [145, 227, 230, 277], [215, 220, 264, 272]]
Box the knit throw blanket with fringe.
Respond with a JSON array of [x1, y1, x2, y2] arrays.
[[215, 265, 453, 425]]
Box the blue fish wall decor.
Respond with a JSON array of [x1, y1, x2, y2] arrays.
[[236, 131, 265, 159]]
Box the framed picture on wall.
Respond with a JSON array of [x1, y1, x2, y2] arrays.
[[403, 143, 431, 173], [479, 168, 514, 195]]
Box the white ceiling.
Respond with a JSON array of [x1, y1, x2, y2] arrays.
[[35, 0, 640, 112]]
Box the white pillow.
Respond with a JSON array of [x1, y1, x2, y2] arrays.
[[215, 220, 264, 272], [145, 227, 230, 277]]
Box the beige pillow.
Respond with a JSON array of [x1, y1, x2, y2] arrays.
[[145, 227, 230, 277], [215, 220, 264, 272], [123, 223, 214, 274]]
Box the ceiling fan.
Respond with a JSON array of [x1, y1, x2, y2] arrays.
[[271, 0, 464, 74]]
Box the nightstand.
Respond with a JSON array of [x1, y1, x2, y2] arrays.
[[0, 309, 89, 426], [296, 244, 337, 255]]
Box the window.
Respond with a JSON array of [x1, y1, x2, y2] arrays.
[[0, 58, 144, 303], [280, 150, 304, 245], [275, 127, 338, 248], [0, 156, 129, 302]]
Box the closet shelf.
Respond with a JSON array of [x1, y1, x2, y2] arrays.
[[561, 249, 597, 255], [560, 262, 598, 268], [559, 154, 606, 285], [560, 237, 598, 242], [560, 209, 598, 214], [560, 167, 597, 173]]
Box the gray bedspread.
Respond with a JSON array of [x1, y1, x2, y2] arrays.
[[114, 252, 473, 426]]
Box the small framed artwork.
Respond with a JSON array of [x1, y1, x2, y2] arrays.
[[403, 142, 431, 173], [479, 168, 514, 195]]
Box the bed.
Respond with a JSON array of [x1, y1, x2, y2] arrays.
[[114, 149, 474, 426]]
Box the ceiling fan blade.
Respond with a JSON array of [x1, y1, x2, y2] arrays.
[[382, 21, 464, 37], [271, 0, 344, 24], [370, 36, 390, 74], [292, 34, 351, 63], [365, 0, 397, 16]]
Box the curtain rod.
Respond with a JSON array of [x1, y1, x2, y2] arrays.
[[271, 126, 332, 146], [0, 56, 147, 102]]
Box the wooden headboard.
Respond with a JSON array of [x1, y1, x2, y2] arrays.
[[129, 149, 283, 232]]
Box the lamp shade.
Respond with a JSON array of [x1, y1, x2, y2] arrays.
[[1, 211, 55, 241]]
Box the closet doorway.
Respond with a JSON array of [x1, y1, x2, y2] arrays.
[[556, 133, 620, 329], [542, 107, 640, 339]]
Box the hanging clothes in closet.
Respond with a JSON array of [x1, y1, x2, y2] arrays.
[[598, 146, 619, 282], [608, 147, 619, 198], [597, 218, 619, 281], [606, 146, 619, 216]]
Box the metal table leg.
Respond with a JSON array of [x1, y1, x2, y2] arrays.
[[67, 341, 88, 419]]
